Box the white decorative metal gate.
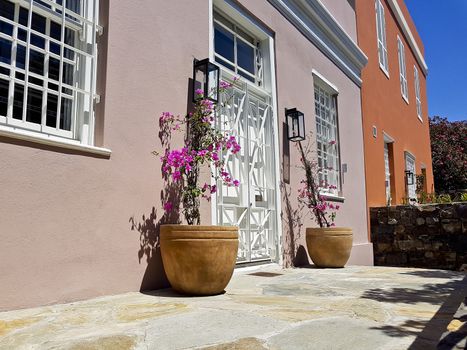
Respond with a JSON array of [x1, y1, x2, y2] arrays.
[[216, 74, 278, 263]]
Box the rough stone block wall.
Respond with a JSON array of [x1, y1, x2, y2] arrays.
[[370, 203, 467, 270]]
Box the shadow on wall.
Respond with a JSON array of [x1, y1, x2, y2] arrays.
[[346, 0, 355, 10], [128, 79, 196, 292], [281, 181, 309, 267], [360, 270, 467, 349], [281, 122, 309, 267]]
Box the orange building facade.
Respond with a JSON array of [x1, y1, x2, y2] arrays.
[[356, 0, 434, 208]]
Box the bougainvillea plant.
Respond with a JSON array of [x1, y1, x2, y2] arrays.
[[158, 80, 240, 225], [429, 116, 467, 193], [296, 136, 339, 228]]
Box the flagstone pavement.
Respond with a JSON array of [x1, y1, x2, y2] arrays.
[[0, 265, 466, 350]]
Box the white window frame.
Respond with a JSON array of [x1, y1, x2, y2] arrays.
[[414, 65, 422, 121], [375, 0, 389, 77], [213, 11, 263, 87], [0, 0, 100, 145], [314, 80, 341, 197], [397, 36, 409, 103]]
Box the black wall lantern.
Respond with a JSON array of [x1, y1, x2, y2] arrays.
[[192, 58, 220, 103], [405, 170, 414, 185], [286, 108, 305, 142]]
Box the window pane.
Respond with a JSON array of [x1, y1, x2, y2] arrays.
[[16, 45, 26, 69], [0, 0, 15, 21], [50, 21, 61, 41], [0, 38, 12, 64], [66, 0, 81, 16], [18, 28, 27, 42], [64, 28, 75, 59], [28, 76, 43, 87], [0, 21, 13, 36], [237, 38, 255, 74], [31, 33, 45, 48], [29, 49, 44, 75], [50, 42, 60, 55], [48, 82, 58, 91], [48, 57, 60, 81], [46, 93, 57, 127], [60, 97, 72, 130], [19, 7, 28, 26], [0, 78, 8, 117], [26, 87, 42, 124], [13, 83, 23, 119], [214, 24, 234, 63], [62, 62, 74, 85], [31, 12, 45, 33]]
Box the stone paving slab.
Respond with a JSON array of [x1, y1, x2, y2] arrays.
[[0, 265, 466, 350]]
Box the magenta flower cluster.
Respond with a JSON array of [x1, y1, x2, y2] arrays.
[[159, 79, 241, 221], [298, 181, 339, 227]]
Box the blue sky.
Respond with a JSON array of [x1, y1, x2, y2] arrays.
[[405, 0, 467, 121]]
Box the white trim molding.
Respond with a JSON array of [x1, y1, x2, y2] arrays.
[[268, 0, 368, 86], [312, 69, 339, 94], [0, 125, 111, 157], [387, 0, 428, 75]]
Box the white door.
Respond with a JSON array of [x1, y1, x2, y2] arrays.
[[405, 152, 416, 200], [384, 143, 391, 204], [216, 75, 278, 263]]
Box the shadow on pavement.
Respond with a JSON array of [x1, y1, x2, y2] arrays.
[[360, 270, 467, 349]]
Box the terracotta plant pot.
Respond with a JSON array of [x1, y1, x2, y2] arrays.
[[305, 227, 353, 268], [160, 225, 239, 295]]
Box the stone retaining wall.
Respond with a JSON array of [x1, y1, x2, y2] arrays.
[[370, 203, 467, 270]]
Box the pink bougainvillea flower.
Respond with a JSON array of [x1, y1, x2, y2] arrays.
[[172, 171, 181, 181], [220, 80, 233, 89], [163, 202, 173, 213]]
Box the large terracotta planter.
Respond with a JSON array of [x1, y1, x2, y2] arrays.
[[305, 227, 353, 268], [160, 225, 239, 295]]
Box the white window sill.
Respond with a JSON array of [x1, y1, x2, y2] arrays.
[[319, 192, 345, 202], [402, 94, 409, 105], [0, 125, 111, 157], [379, 65, 390, 79], [417, 115, 423, 123]]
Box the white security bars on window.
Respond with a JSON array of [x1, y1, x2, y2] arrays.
[[414, 65, 422, 119], [314, 84, 340, 196], [397, 36, 408, 101], [0, 0, 99, 143], [375, 0, 388, 74]]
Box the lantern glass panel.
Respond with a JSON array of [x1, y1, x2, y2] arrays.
[[287, 112, 295, 140], [207, 63, 219, 102], [298, 112, 305, 140], [193, 63, 206, 100]]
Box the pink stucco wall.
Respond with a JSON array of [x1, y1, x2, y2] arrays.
[[0, 0, 371, 311]]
